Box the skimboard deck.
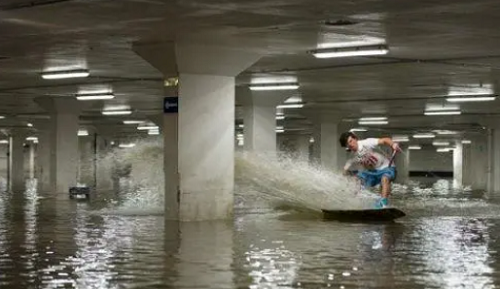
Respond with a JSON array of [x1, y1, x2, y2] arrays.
[[321, 207, 406, 222]]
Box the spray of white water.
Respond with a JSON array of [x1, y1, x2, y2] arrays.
[[95, 136, 381, 215], [97, 137, 164, 215], [235, 151, 379, 212]]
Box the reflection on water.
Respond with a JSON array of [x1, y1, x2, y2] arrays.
[[0, 179, 500, 288]]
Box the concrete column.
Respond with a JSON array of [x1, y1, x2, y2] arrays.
[[10, 132, 27, 192], [462, 140, 472, 187], [51, 112, 79, 193], [78, 133, 95, 186], [238, 89, 289, 157], [35, 97, 81, 195], [466, 135, 488, 190], [312, 121, 341, 172], [133, 41, 260, 221], [0, 141, 8, 189], [244, 105, 276, 153], [394, 146, 410, 184], [453, 141, 464, 189], [165, 73, 235, 220], [35, 126, 51, 193], [95, 133, 114, 191], [487, 129, 500, 193], [28, 142, 35, 179]]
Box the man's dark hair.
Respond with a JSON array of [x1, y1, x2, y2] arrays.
[[339, 131, 357, 147]]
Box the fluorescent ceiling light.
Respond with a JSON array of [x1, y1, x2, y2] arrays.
[[238, 124, 244, 128], [277, 103, 304, 109], [424, 110, 461, 116], [123, 120, 144, 124], [393, 138, 409, 142], [447, 85, 493, 98], [41, 69, 90, 80], [433, 130, 457, 135], [276, 129, 285, 133], [148, 130, 160, 135], [102, 110, 132, 115], [284, 95, 302, 103], [27, 123, 33, 127], [311, 44, 389, 58], [0, 140, 8, 144], [408, 145, 421, 150], [358, 120, 388, 125], [78, 89, 110, 94], [78, 129, 89, 136], [425, 105, 459, 112], [437, 148, 454, 152], [432, 141, 450, 146], [359, 117, 387, 121], [462, 140, 472, 144], [446, 95, 496, 102], [104, 104, 129, 110], [76, 92, 115, 101], [392, 135, 409, 142], [249, 82, 299, 91], [0, 116, 5, 119], [137, 125, 159, 130], [26, 137, 38, 141], [119, 143, 136, 148], [276, 116, 285, 120], [413, 133, 435, 138], [317, 37, 386, 49], [350, 128, 367, 132]]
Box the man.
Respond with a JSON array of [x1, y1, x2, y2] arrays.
[[339, 131, 400, 208]]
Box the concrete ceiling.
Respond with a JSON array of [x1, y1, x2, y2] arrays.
[[1, 0, 500, 140]]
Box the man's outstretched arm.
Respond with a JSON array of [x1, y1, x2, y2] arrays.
[[378, 137, 400, 152]]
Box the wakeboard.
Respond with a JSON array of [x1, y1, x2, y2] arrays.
[[321, 207, 406, 222]]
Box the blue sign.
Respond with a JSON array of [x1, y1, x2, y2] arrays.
[[164, 97, 178, 113]]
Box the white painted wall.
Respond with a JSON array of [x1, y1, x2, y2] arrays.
[[409, 148, 453, 172]]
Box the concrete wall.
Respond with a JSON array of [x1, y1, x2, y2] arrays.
[[409, 148, 453, 172]]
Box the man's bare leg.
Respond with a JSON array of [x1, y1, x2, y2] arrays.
[[381, 176, 391, 198]]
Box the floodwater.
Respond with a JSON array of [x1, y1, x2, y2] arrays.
[[1, 178, 500, 289]]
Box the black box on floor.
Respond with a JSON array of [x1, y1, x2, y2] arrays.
[[69, 186, 91, 200]]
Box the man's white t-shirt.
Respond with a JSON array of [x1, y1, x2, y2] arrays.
[[344, 138, 392, 171]]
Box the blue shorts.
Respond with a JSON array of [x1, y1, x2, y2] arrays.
[[357, 167, 396, 188]]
